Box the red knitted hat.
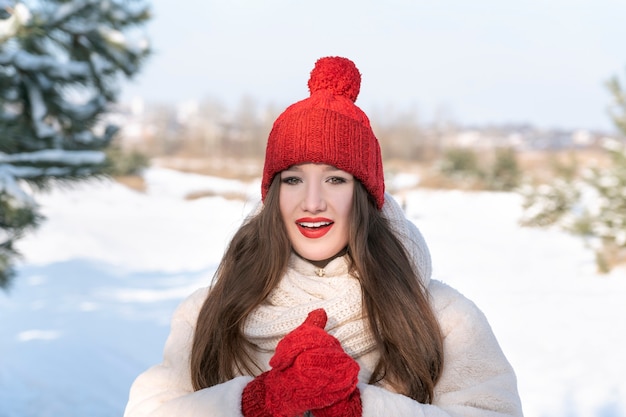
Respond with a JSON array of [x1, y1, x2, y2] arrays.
[[261, 56, 385, 209]]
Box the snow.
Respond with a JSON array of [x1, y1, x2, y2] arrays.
[[0, 165, 37, 205], [10, 50, 91, 80], [50, 0, 95, 26], [0, 148, 108, 206], [99, 26, 126, 46], [0, 3, 30, 42], [0, 149, 106, 165], [1, 167, 625, 417]]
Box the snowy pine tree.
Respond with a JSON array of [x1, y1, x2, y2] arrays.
[[520, 69, 626, 273], [0, 0, 150, 288], [607, 71, 626, 136]]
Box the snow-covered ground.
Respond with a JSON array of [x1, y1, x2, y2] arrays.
[[1, 167, 625, 417]]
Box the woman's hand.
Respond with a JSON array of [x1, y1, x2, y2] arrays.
[[242, 309, 361, 417]]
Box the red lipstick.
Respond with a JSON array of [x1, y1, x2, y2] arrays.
[[295, 217, 334, 239]]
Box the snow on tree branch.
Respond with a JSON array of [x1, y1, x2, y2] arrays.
[[0, 165, 35, 206], [0, 3, 30, 42], [0, 149, 106, 165]]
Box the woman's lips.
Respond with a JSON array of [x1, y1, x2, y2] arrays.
[[296, 217, 334, 239]]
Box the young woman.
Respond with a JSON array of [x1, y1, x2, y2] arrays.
[[124, 56, 523, 417]]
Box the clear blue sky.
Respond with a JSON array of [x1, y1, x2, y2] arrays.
[[121, 0, 626, 132]]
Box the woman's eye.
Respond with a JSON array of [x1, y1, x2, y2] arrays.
[[281, 176, 301, 185], [327, 176, 347, 185]]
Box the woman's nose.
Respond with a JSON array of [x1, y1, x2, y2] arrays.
[[301, 183, 326, 213]]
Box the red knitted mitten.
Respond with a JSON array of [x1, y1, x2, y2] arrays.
[[313, 388, 362, 417], [241, 309, 360, 417], [241, 372, 272, 417]]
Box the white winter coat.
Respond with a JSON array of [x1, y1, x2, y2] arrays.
[[124, 195, 524, 417]]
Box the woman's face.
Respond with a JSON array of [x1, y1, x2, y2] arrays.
[[279, 163, 354, 265]]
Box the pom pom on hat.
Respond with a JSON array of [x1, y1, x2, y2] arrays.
[[262, 56, 385, 209], [307, 56, 361, 102]]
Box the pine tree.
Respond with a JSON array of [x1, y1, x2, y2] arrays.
[[519, 68, 626, 273], [0, 0, 151, 288], [607, 72, 626, 136]]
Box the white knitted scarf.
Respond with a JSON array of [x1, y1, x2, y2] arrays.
[[243, 254, 375, 358]]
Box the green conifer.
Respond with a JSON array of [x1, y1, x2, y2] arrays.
[[0, 0, 151, 287]]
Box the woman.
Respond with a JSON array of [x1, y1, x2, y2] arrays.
[[124, 56, 523, 417]]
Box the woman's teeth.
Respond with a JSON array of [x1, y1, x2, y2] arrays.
[[298, 221, 332, 228]]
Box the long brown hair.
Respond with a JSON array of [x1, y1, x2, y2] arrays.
[[191, 177, 444, 402], [349, 184, 443, 402]]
